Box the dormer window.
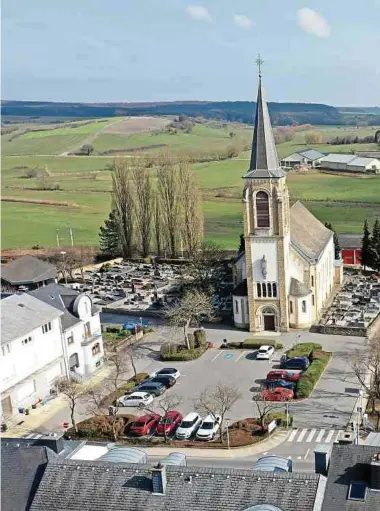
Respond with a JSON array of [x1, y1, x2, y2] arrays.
[[347, 481, 367, 501], [256, 191, 270, 228]]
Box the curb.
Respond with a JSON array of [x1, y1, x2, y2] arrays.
[[140, 429, 289, 458]]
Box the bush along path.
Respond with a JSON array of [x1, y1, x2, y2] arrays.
[[160, 329, 209, 361]]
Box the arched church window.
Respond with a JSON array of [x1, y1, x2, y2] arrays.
[[272, 283, 277, 297], [267, 283, 272, 297], [262, 283, 267, 298], [256, 191, 270, 228], [257, 283, 262, 297]]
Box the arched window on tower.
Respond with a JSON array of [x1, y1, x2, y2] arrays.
[[256, 191, 270, 228]]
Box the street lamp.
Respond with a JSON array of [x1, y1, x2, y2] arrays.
[[225, 418, 230, 449]]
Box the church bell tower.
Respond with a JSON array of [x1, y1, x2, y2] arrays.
[[242, 63, 290, 332]]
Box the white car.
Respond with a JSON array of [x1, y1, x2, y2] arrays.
[[256, 345, 275, 360], [175, 412, 202, 440], [150, 367, 180, 381], [117, 392, 154, 409], [196, 414, 222, 441]]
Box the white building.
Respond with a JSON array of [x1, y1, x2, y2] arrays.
[[280, 149, 325, 168], [1, 294, 65, 416], [232, 75, 342, 332], [319, 154, 380, 173]]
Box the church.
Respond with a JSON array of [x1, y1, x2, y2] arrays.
[[232, 74, 343, 332]]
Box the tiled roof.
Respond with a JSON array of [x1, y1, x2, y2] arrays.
[[1, 255, 57, 285], [30, 460, 324, 511], [298, 149, 325, 160], [1, 293, 63, 345], [233, 279, 248, 296], [1, 443, 56, 511], [289, 277, 311, 297], [338, 234, 362, 249], [322, 444, 380, 511], [244, 77, 285, 180], [290, 201, 333, 263]]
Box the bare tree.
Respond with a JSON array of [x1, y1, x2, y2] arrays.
[[152, 192, 163, 257], [112, 158, 134, 257], [163, 290, 215, 349], [194, 383, 242, 442], [251, 389, 286, 430], [157, 152, 182, 258], [154, 393, 181, 442], [132, 161, 153, 257], [178, 159, 204, 256], [349, 334, 380, 429], [56, 376, 88, 433], [188, 241, 224, 290]]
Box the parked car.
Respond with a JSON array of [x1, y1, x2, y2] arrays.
[[265, 379, 296, 391], [149, 375, 176, 388], [280, 356, 310, 370], [129, 413, 160, 436], [134, 382, 166, 397], [256, 345, 275, 360], [151, 368, 180, 380], [156, 410, 183, 437], [262, 387, 294, 401], [196, 414, 222, 441], [118, 392, 154, 409], [175, 412, 202, 440], [266, 370, 301, 382]]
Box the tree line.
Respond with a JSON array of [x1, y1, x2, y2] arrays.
[[361, 219, 380, 272], [99, 153, 204, 259]]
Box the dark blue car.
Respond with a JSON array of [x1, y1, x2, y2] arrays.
[[265, 379, 296, 391], [281, 355, 310, 370]]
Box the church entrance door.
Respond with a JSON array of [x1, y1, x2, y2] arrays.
[[263, 314, 275, 331]]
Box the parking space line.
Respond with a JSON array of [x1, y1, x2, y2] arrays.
[[325, 430, 335, 443], [287, 429, 298, 442], [315, 429, 325, 442], [306, 429, 317, 442], [211, 351, 222, 363], [304, 448, 310, 460], [235, 351, 246, 362], [297, 429, 308, 442]]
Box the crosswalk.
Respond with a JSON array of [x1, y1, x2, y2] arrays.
[[286, 428, 343, 444]]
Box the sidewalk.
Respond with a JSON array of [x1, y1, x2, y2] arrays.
[[1, 363, 113, 438], [142, 429, 289, 458]]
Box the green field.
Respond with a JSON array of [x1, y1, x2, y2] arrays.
[[1, 118, 380, 249]]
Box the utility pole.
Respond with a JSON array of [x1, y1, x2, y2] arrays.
[[68, 226, 74, 247], [226, 419, 230, 449], [56, 229, 60, 247]]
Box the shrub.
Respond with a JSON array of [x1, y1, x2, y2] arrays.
[[106, 326, 123, 333], [287, 342, 322, 359], [194, 329, 207, 347], [266, 411, 293, 427], [23, 168, 38, 179], [276, 343, 284, 350], [295, 350, 331, 398], [160, 343, 178, 358], [161, 345, 207, 361]]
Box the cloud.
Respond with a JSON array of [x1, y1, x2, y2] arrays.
[[233, 14, 253, 29], [297, 8, 330, 38], [186, 5, 212, 22]]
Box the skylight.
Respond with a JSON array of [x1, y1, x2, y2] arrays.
[[348, 481, 367, 501]]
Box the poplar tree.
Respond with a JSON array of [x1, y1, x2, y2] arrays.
[[371, 218, 380, 273], [361, 220, 372, 271]]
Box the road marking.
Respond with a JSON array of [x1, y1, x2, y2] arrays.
[[325, 430, 335, 443], [211, 352, 222, 362], [306, 429, 317, 442], [315, 429, 325, 442], [304, 448, 310, 460], [235, 351, 246, 362], [297, 429, 308, 442], [334, 430, 342, 443], [224, 353, 234, 359], [287, 429, 298, 442], [297, 456, 302, 459]]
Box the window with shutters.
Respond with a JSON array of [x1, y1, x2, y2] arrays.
[[256, 191, 270, 228]]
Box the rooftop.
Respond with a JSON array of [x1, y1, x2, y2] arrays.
[[1, 255, 57, 286]]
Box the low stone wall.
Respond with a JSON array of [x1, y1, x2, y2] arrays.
[[311, 313, 380, 338]]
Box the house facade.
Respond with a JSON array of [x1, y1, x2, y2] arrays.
[[233, 75, 341, 332]]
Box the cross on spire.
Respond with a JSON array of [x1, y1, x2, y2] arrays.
[[255, 53, 264, 77]]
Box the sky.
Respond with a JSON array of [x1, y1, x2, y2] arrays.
[[2, 0, 380, 106]]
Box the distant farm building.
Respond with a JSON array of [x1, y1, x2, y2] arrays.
[[281, 149, 325, 168], [319, 154, 380, 174]]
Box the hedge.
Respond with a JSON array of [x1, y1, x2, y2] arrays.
[[266, 411, 293, 427], [223, 339, 279, 349], [161, 345, 208, 361], [287, 342, 322, 359], [161, 329, 207, 360], [295, 350, 331, 399]]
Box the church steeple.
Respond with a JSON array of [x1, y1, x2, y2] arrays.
[[244, 62, 285, 179]]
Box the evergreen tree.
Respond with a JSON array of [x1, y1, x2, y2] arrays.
[[325, 222, 340, 259], [361, 219, 372, 270], [238, 234, 245, 254], [99, 210, 122, 257], [371, 218, 380, 273]]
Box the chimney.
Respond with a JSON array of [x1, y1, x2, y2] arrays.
[[314, 445, 332, 476], [152, 463, 167, 495], [370, 453, 380, 490]]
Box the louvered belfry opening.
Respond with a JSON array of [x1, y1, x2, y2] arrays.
[[256, 191, 270, 228]]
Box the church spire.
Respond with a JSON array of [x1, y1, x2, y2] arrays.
[[244, 57, 285, 179]]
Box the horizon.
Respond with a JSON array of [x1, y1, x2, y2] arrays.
[[2, 0, 380, 106]]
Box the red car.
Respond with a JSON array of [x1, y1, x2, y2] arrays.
[[266, 370, 301, 382], [262, 387, 294, 401], [156, 410, 183, 437], [129, 413, 160, 436]]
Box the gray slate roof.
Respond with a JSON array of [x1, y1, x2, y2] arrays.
[[289, 277, 311, 297], [290, 201, 333, 263], [319, 154, 356, 164], [322, 444, 380, 511], [244, 77, 285, 180], [1, 443, 57, 511], [29, 283, 83, 331], [233, 279, 248, 297], [347, 156, 380, 167], [1, 293, 63, 345], [1, 255, 57, 285], [30, 460, 325, 511], [338, 234, 362, 249], [282, 149, 325, 162]]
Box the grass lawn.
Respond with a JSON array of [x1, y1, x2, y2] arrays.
[[1, 135, 92, 156]]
